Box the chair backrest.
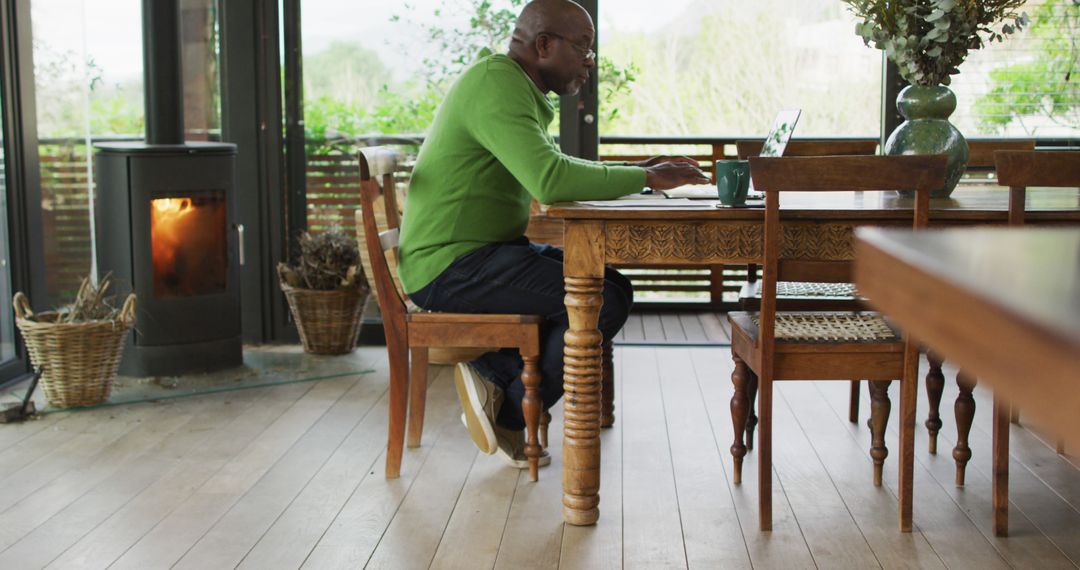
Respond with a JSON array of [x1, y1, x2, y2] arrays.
[[748, 155, 948, 354], [995, 150, 1080, 226], [967, 140, 1036, 170], [357, 147, 408, 333], [736, 139, 879, 160]]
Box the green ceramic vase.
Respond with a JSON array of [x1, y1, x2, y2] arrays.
[[884, 85, 969, 198]]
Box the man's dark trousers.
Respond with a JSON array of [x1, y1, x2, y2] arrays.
[[409, 237, 633, 431]]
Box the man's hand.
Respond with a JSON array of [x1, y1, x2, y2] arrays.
[[644, 161, 710, 191], [636, 155, 701, 168]]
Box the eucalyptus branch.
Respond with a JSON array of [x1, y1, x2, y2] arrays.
[[841, 0, 1028, 86]]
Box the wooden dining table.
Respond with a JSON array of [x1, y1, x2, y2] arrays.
[[546, 184, 1080, 526], [854, 226, 1080, 536]]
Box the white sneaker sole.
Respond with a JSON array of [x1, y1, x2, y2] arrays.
[[455, 363, 498, 455], [497, 445, 552, 469]]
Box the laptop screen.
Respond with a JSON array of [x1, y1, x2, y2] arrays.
[[759, 109, 802, 158]]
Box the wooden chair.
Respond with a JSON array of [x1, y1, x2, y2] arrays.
[[728, 154, 948, 532], [967, 150, 1080, 536], [735, 140, 880, 428], [356, 147, 549, 482]]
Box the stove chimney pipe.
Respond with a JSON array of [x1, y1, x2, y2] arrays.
[[141, 0, 184, 145]]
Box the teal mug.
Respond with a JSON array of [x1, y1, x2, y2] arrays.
[[716, 160, 751, 205]]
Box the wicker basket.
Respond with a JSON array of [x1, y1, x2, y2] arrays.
[[13, 292, 137, 408], [280, 283, 365, 355]]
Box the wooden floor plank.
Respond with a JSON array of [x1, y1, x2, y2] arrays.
[[0, 404, 155, 513], [0, 405, 71, 455], [781, 382, 946, 570], [428, 442, 519, 570], [172, 372, 387, 570], [700, 312, 730, 344], [769, 384, 883, 569], [559, 350, 624, 570], [620, 348, 687, 568], [909, 369, 1080, 567], [0, 388, 269, 569], [641, 313, 664, 343], [658, 347, 751, 569], [105, 378, 355, 569], [814, 379, 1013, 570], [492, 410, 565, 570], [619, 314, 645, 343], [41, 381, 316, 570], [299, 365, 460, 569], [678, 312, 708, 343], [690, 348, 817, 569], [659, 313, 687, 343], [237, 361, 395, 569], [2, 342, 1078, 569]]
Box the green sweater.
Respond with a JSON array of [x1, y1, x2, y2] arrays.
[[397, 54, 646, 294]]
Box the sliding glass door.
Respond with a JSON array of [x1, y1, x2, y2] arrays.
[[0, 90, 14, 369]]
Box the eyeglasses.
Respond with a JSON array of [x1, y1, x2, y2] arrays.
[[541, 32, 596, 61]]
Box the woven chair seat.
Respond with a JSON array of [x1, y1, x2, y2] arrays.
[[775, 281, 859, 298], [748, 312, 899, 343]]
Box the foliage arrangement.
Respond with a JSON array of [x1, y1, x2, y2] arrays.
[[842, 0, 1028, 86], [278, 228, 366, 292], [975, 0, 1080, 133]]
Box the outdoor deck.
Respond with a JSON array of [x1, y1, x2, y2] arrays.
[[0, 317, 1077, 569]]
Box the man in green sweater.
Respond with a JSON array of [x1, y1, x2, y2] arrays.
[[399, 0, 708, 468]]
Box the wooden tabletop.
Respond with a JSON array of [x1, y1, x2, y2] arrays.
[[854, 227, 1080, 442], [547, 185, 1080, 221]]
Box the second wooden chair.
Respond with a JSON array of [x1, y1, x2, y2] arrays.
[[728, 154, 948, 532]]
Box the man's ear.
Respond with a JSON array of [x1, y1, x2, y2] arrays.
[[535, 34, 555, 60]]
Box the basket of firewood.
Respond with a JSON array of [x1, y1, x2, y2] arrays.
[[278, 228, 368, 355], [13, 274, 136, 408]]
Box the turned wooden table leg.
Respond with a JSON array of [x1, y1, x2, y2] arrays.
[[954, 371, 978, 486], [730, 355, 750, 485], [925, 352, 945, 454], [522, 354, 542, 483], [869, 380, 893, 487], [601, 342, 615, 428], [745, 369, 759, 451], [562, 221, 605, 526], [992, 395, 1010, 536]]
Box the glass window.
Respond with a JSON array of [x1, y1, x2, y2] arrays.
[[598, 0, 883, 138], [31, 0, 221, 304], [952, 0, 1079, 138], [0, 90, 13, 362], [31, 0, 143, 302], [300, 0, 527, 233], [181, 0, 222, 141]]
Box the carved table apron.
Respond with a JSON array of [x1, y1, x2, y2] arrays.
[[547, 186, 1080, 526]]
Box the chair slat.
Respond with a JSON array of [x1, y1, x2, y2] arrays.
[[749, 155, 949, 193], [359, 147, 399, 180], [736, 139, 878, 159], [995, 151, 1080, 188], [966, 140, 1035, 169]]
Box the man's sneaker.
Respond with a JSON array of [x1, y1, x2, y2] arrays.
[[454, 362, 502, 455], [494, 425, 551, 469]]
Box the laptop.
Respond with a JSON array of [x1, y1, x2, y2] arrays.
[[758, 108, 802, 158], [660, 108, 802, 199], [748, 108, 802, 194]]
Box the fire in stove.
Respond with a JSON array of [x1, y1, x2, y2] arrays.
[[150, 194, 227, 298]]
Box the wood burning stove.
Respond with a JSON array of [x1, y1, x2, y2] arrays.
[[94, 0, 241, 376]]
